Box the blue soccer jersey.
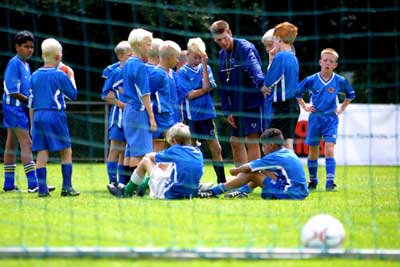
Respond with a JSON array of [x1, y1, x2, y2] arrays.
[[122, 56, 150, 110], [249, 148, 309, 200], [102, 61, 120, 79], [218, 38, 264, 115], [264, 50, 299, 102], [149, 66, 175, 115], [155, 144, 204, 199], [30, 67, 77, 110], [296, 72, 356, 114], [101, 66, 123, 129], [148, 66, 176, 137], [30, 67, 77, 152], [177, 64, 217, 121], [3, 56, 32, 107]]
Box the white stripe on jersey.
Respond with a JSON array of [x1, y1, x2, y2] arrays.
[[134, 83, 145, 111], [272, 74, 284, 102], [54, 89, 62, 110]]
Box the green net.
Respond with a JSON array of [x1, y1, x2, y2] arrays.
[[0, 0, 399, 261]]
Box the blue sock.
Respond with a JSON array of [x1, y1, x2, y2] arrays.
[[62, 163, 73, 190], [325, 158, 336, 183], [118, 164, 126, 184], [307, 159, 319, 183], [36, 167, 48, 195], [3, 163, 16, 190], [211, 183, 227, 195], [24, 161, 38, 189], [237, 184, 253, 193], [106, 161, 118, 184]]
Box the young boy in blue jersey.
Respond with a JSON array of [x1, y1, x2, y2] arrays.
[[209, 20, 264, 167], [296, 48, 355, 191], [117, 28, 157, 188], [199, 128, 309, 200], [262, 22, 300, 151], [176, 37, 226, 183], [101, 41, 132, 188], [107, 123, 204, 199], [2, 30, 55, 193], [149, 40, 181, 152], [30, 38, 79, 197]]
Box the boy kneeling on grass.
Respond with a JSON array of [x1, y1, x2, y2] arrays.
[[199, 128, 309, 200], [107, 123, 204, 199]]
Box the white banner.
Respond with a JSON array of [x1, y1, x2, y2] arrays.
[[295, 104, 400, 165]]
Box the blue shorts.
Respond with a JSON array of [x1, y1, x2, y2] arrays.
[[188, 119, 218, 140], [109, 125, 125, 142], [231, 107, 262, 137], [123, 105, 152, 157], [152, 112, 174, 139], [32, 110, 71, 152], [306, 113, 338, 146], [261, 177, 308, 200], [2, 104, 29, 130]]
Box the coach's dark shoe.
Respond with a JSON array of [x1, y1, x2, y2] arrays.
[[308, 180, 318, 190], [107, 184, 124, 198], [325, 181, 337, 191], [61, 188, 80, 197], [224, 191, 248, 198]]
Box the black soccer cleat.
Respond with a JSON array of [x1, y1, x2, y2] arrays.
[[28, 185, 56, 193], [135, 185, 148, 197], [3, 185, 22, 192], [325, 181, 337, 191], [61, 188, 80, 197], [308, 180, 318, 190], [107, 183, 124, 198]]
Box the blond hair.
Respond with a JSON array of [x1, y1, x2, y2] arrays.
[[41, 38, 62, 64], [114, 40, 132, 55], [187, 37, 206, 54], [261, 28, 274, 43], [148, 38, 164, 58], [166, 123, 191, 145], [159, 40, 181, 59], [128, 28, 153, 49], [321, 48, 339, 60], [274, 22, 298, 45]]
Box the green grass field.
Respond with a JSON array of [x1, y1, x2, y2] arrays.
[[0, 163, 399, 266]]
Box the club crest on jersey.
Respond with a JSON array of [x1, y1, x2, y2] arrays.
[[328, 87, 335, 93], [251, 123, 257, 128]]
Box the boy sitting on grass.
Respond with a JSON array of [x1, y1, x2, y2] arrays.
[[199, 128, 309, 200], [107, 123, 204, 199]]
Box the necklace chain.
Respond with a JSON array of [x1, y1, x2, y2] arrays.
[[225, 49, 234, 83]]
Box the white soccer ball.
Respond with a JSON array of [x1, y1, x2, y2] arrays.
[[301, 214, 345, 248]]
